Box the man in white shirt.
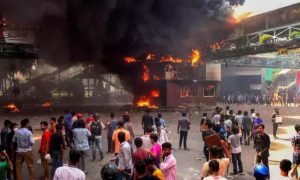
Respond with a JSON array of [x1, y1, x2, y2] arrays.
[[276, 159, 292, 180], [141, 127, 153, 149], [53, 150, 85, 180]]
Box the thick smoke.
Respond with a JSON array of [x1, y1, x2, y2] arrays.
[[0, 0, 240, 91]]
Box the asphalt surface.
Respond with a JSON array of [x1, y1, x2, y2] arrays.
[[1, 104, 299, 180]]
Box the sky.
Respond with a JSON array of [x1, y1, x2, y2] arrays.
[[234, 0, 300, 15]]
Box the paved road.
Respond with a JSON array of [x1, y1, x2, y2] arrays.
[[1, 104, 299, 179]]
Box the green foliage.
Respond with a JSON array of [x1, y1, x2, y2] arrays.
[[289, 31, 300, 39], [259, 34, 272, 44]]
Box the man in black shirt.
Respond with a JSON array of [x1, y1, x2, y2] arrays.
[[254, 124, 270, 176], [202, 121, 215, 161], [142, 109, 154, 134]]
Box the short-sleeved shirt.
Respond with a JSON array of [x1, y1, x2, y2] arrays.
[[50, 133, 64, 152], [40, 130, 51, 154], [72, 128, 91, 151], [242, 116, 252, 131], [228, 133, 242, 154], [112, 128, 130, 154], [132, 149, 149, 164], [141, 135, 152, 150], [53, 165, 85, 180], [0, 161, 8, 180], [151, 143, 162, 167]]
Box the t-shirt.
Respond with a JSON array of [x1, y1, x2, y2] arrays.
[[53, 165, 85, 180], [201, 158, 230, 177], [212, 114, 221, 125], [228, 134, 242, 154], [141, 135, 152, 150], [152, 169, 165, 180], [242, 116, 252, 131], [203, 175, 227, 180], [50, 133, 64, 152], [0, 161, 8, 180], [151, 143, 162, 167], [112, 128, 130, 154], [132, 149, 149, 164], [39, 130, 51, 154], [291, 134, 300, 156], [274, 176, 292, 180]]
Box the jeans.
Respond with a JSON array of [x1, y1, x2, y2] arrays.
[[179, 131, 188, 149], [91, 138, 104, 160], [243, 129, 250, 143], [203, 146, 209, 161], [107, 135, 113, 152], [232, 153, 243, 174], [116, 171, 131, 180], [78, 150, 88, 172], [16, 151, 35, 180], [51, 151, 63, 178], [273, 123, 278, 139]]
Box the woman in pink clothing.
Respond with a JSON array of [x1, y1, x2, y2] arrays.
[[148, 133, 162, 168]]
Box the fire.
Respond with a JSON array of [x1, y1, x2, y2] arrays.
[[153, 75, 160, 81], [146, 54, 155, 61], [124, 57, 137, 63], [42, 101, 53, 108], [5, 103, 20, 113], [230, 6, 252, 24], [142, 65, 150, 82], [210, 40, 225, 51], [190, 49, 201, 67], [160, 55, 183, 63], [150, 90, 160, 98], [136, 96, 158, 109]]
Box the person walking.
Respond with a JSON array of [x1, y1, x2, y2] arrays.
[[90, 113, 104, 161], [242, 111, 252, 145], [177, 112, 191, 150], [142, 109, 154, 134], [7, 123, 17, 180], [202, 121, 215, 161], [106, 112, 118, 153], [124, 114, 135, 146], [39, 121, 51, 180], [49, 124, 65, 178], [132, 137, 149, 165], [72, 119, 91, 174], [228, 126, 243, 175], [291, 124, 300, 178], [156, 122, 168, 145], [160, 142, 177, 180], [13, 119, 35, 180], [272, 108, 280, 140], [141, 127, 153, 150]]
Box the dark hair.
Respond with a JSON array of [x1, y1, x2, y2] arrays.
[[145, 157, 154, 165], [0, 145, 4, 152], [206, 120, 213, 129], [58, 116, 64, 124], [213, 124, 221, 133], [280, 159, 292, 173], [123, 115, 130, 123], [9, 123, 17, 130], [182, 112, 187, 117], [4, 119, 11, 127], [229, 109, 233, 114], [50, 117, 57, 123], [56, 124, 63, 131], [40, 121, 48, 127], [256, 113, 260, 117], [118, 132, 126, 143], [295, 124, 300, 132], [134, 137, 143, 148], [257, 123, 265, 129], [162, 142, 172, 149], [150, 133, 158, 142], [69, 150, 81, 164], [232, 126, 239, 134], [77, 119, 86, 128], [110, 112, 115, 118], [154, 117, 160, 123], [146, 108, 151, 113], [210, 146, 222, 157], [226, 106, 230, 110], [243, 111, 248, 116], [224, 114, 229, 119], [71, 111, 76, 116], [65, 110, 70, 114], [145, 127, 153, 133], [251, 109, 255, 113], [135, 161, 147, 175], [21, 119, 29, 128], [157, 113, 162, 118], [203, 113, 207, 117], [209, 160, 220, 173], [237, 110, 242, 115], [117, 120, 124, 127]]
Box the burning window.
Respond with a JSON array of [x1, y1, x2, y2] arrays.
[[203, 84, 215, 97], [180, 85, 198, 97]]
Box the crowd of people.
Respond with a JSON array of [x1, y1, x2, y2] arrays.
[[0, 106, 299, 180]]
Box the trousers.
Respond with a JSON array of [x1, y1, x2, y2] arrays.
[[179, 131, 188, 149]]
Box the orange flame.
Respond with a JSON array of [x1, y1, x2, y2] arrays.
[[142, 65, 150, 82], [124, 57, 137, 63], [136, 96, 158, 109], [210, 40, 225, 51], [160, 55, 183, 63], [146, 54, 155, 61], [230, 8, 252, 25], [150, 90, 160, 98], [42, 101, 53, 108], [5, 103, 20, 112], [190, 49, 201, 67]]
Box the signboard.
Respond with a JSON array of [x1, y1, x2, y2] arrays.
[[206, 63, 221, 81], [3, 30, 34, 44]]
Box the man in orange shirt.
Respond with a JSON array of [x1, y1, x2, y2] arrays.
[[112, 121, 130, 155], [39, 121, 51, 180]]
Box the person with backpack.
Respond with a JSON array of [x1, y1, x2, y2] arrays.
[[90, 113, 105, 161]]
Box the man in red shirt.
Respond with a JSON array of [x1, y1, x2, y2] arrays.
[[39, 121, 51, 180], [132, 137, 149, 165]]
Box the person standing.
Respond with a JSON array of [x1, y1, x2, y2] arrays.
[[160, 142, 177, 180], [142, 109, 154, 134], [72, 119, 91, 174], [13, 119, 35, 180], [7, 123, 17, 180], [49, 117, 57, 135], [254, 124, 270, 177], [49, 124, 65, 178], [228, 127, 243, 175], [1, 119, 11, 151], [141, 127, 153, 150], [272, 108, 280, 140], [0, 145, 13, 180], [177, 112, 191, 150], [203, 160, 227, 180], [157, 113, 166, 128], [106, 112, 118, 153], [202, 121, 215, 161], [242, 111, 252, 145], [112, 121, 130, 155], [90, 113, 104, 161], [39, 121, 51, 180], [132, 137, 149, 165], [53, 150, 85, 180], [212, 109, 221, 125], [276, 159, 292, 180], [134, 161, 156, 180], [148, 134, 162, 168], [145, 157, 165, 180], [291, 124, 300, 178], [124, 115, 135, 146], [156, 122, 168, 145]]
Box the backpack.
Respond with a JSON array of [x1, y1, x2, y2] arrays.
[[90, 121, 102, 137]]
